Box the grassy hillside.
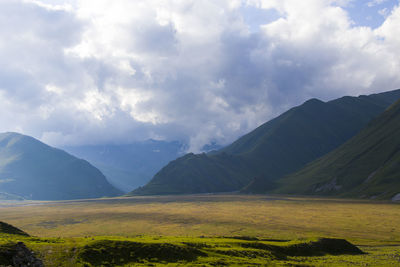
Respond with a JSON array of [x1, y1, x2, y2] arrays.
[[0, 233, 367, 266], [0, 132, 122, 200], [132, 89, 400, 195], [133, 152, 252, 195], [0, 221, 28, 236], [276, 99, 400, 200]]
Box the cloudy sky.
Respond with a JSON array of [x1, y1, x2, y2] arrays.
[[0, 0, 399, 152]]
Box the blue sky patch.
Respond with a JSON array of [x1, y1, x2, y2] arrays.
[[344, 0, 398, 28]]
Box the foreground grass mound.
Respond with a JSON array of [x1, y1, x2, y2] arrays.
[[0, 221, 29, 236], [78, 240, 206, 266], [0, 222, 44, 266], [0, 231, 368, 266], [76, 238, 364, 266], [280, 238, 364, 256], [242, 238, 364, 259]]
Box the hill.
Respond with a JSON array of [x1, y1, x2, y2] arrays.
[[0, 221, 28, 236], [63, 140, 184, 192], [0, 132, 122, 200], [275, 99, 400, 200], [132, 89, 400, 195]]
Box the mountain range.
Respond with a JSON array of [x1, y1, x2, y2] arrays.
[[1, 89, 399, 201], [132, 89, 400, 197], [0, 132, 121, 200]]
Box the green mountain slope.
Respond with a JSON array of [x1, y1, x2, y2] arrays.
[[132, 89, 400, 195], [0, 132, 122, 200], [275, 100, 400, 200], [133, 152, 251, 195]]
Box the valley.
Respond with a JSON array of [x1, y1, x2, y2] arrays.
[[2, 1, 400, 265], [1, 195, 399, 266]]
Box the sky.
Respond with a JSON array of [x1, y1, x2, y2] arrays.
[[0, 0, 399, 152]]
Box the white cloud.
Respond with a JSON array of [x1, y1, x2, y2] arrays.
[[378, 7, 389, 17], [367, 0, 389, 7], [0, 0, 399, 152]]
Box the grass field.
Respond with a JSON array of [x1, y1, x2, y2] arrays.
[[1, 194, 400, 266]]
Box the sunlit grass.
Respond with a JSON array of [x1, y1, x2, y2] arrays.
[[1, 195, 399, 244], [1, 195, 400, 265]]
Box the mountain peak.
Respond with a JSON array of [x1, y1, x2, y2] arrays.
[[0, 132, 122, 200], [304, 98, 325, 105]]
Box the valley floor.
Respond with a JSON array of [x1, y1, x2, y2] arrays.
[[1, 194, 399, 266]]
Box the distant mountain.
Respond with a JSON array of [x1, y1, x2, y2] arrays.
[[0, 132, 122, 200], [132, 152, 252, 195], [0, 192, 24, 200], [131, 89, 400, 196], [63, 140, 185, 192], [275, 99, 400, 200]]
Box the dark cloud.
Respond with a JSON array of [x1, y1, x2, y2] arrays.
[[0, 0, 399, 152]]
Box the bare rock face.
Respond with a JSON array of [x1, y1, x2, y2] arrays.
[[392, 193, 400, 202], [13, 242, 44, 267], [313, 178, 342, 193], [0, 242, 43, 267]]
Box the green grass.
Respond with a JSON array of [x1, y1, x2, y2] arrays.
[[0, 234, 375, 266], [1, 195, 400, 265]]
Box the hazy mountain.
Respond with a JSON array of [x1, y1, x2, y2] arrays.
[[275, 99, 400, 200], [63, 140, 185, 192], [0, 192, 24, 200], [0, 132, 121, 200], [131, 89, 400, 195]]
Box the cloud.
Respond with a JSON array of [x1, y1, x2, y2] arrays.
[[0, 0, 399, 152], [367, 0, 389, 7]]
